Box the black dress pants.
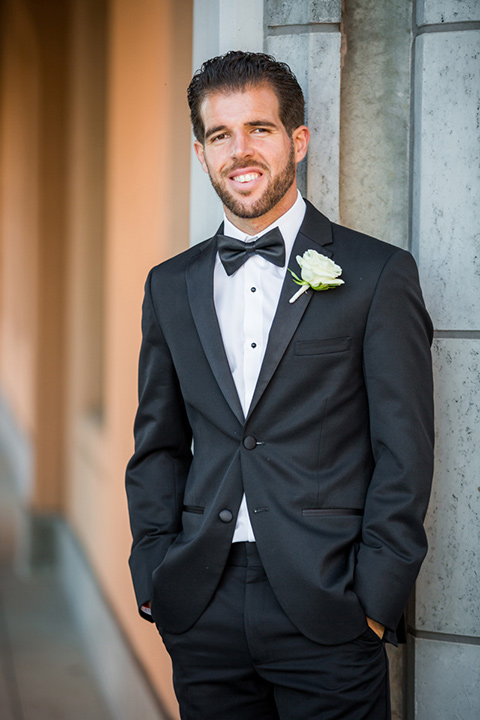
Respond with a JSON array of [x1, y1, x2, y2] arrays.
[[159, 543, 391, 720]]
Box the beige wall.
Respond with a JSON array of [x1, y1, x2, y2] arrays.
[[0, 0, 193, 715], [0, 0, 69, 509], [67, 1, 192, 715], [0, 0, 40, 446]]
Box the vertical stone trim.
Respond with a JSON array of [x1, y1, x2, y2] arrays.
[[340, 0, 412, 249], [190, 0, 265, 246], [340, 20, 413, 720]]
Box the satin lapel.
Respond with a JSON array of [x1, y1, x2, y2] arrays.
[[186, 239, 245, 425], [246, 202, 333, 420]]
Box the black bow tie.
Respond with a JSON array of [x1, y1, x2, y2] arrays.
[[216, 227, 286, 276]]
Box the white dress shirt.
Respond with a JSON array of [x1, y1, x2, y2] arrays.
[[214, 191, 306, 541]]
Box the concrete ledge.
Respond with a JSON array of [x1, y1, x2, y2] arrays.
[[55, 519, 170, 720], [0, 394, 32, 501]]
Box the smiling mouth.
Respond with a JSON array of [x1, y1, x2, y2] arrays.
[[231, 172, 261, 183], [227, 163, 266, 186]]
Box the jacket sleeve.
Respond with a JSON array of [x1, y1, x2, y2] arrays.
[[125, 269, 192, 620], [353, 249, 434, 631]]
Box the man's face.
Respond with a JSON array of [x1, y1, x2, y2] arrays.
[[194, 84, 309, 232]]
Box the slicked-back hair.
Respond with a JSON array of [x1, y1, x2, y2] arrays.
[[187, 51, 305, 143]]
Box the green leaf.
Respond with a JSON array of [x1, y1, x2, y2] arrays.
[[287, 268, 307, 287]]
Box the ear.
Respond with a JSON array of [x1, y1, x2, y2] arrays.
[[194, 140, 209, 174], [292, 126, 310, 164]]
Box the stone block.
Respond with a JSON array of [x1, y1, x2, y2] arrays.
[[415, 339, 480, 637], [267, 31, 341, 219], [266, 32, 310, 109], [266, 0, 341, 26], [418, 0, 480, 25], [414, 637, 480, 720], [413, 31, 480, 330]]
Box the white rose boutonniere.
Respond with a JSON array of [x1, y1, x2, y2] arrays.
[[288, 249, 344, 303]]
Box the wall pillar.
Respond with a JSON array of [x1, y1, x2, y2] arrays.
[[0, 0, 69, 512], [30, 0, 70, 512], [190, 0, 342, 240], [0, 0, 39, 498], [95, 1, 193, 717], [266, 0, 342, 220], [340, 0, 412, 249]]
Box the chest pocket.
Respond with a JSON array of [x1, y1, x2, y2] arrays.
[[294, 337, 352, 356]]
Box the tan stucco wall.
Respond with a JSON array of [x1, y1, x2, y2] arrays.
[[0, 0, 40, 442], [0, 0, 193, 715], [69, 1, 191, 715], [0, 0, 70, 510]]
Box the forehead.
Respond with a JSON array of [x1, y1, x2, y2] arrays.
[[200, 84, 281, 129]]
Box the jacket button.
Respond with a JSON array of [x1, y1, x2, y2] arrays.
[[243, 435, 257, 450], [218, 509, 233, 523]]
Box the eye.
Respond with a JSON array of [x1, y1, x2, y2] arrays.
[[210, 132, 228, 143], [252, 127, 269, 134]]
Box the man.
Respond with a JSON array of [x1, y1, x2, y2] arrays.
[[126, 51, 434, 719]]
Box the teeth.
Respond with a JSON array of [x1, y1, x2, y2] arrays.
[[232, 173, 260, 183]]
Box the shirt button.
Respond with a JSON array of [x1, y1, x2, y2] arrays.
[[251, 342, 257, 348], [251, 287, 256, 292]]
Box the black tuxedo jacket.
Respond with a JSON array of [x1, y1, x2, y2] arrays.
[[126, 200, 434, 645]]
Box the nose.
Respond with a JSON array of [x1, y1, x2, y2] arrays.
[[231, 131, 253, 159]]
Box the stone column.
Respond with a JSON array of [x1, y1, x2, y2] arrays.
[[411, 2, 480, 718], [189, 0, 342, 242], [339, 0, 412, 250], [266, 0, 342, 220]]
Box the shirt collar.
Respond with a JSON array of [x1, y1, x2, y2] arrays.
[[222, 190, 306, 260]]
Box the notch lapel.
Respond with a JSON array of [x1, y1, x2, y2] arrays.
[[186, 238, 245, 425], [246, 202, 333, 420]]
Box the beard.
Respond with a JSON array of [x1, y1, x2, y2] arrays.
[[206, 141, 296, 219]]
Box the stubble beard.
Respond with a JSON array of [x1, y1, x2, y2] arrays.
[[207, 142, 296, 220]]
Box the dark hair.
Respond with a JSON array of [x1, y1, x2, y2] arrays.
[[187, 51, 305, 143]]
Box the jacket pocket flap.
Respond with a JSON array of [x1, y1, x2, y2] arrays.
[[183, 505, 204, 514], [295, 337, 352, 355], [302, 508, 363, 517]]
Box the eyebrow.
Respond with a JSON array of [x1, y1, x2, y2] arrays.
[[204, 125, 227, 140], [204, 119, 279, 141]]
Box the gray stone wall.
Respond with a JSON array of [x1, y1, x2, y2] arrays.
[[339, 3, 413, 716], [190, 1, 480, 716], [411, 2, 480, 718]]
